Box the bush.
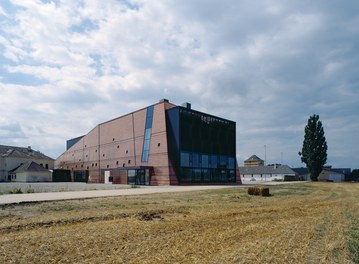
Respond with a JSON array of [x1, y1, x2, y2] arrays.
[[9, 187, 23, 194], [272, 178, 283, 182], [248, 187, 270, 197], [26, 186, 35, 193]]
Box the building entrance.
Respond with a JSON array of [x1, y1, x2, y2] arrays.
[[127, 168, 151, 185]]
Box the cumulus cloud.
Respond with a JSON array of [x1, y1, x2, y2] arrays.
[[0, 0, 358, 168]]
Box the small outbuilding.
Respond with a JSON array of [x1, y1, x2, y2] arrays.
[[9, 161, 52, 182], [0, 144, 54, 182], [292, 166, 349, 182], [318, 168, 345, 182]]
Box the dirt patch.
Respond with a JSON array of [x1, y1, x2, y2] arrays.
[[136, 210, 164, 221]]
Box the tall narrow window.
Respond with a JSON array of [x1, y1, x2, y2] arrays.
[[141, 105, 154, 162]]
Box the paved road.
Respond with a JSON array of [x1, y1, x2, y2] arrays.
[[0, 185, 236, 205], [0, 181, 300, 205]]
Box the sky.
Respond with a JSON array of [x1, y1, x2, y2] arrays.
[[0, 0, 358, 169]]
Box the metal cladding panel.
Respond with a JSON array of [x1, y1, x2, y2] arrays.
[[165, 107, 180, 163]]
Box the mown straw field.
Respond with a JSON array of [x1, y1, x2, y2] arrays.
[[0, 182, 358, 263]]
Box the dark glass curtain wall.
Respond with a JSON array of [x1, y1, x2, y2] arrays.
[[166, 106, 236, 183]]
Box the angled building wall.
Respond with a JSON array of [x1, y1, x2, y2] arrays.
[[55, 100, 176, 184]]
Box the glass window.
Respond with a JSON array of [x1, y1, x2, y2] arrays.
[[210, 155, 218, 168], [143, 139, 150, 151], [141, 106, 154, 162], [201, 154, 209, 168], [229, 170, 235, 181], [212, 168, 220, 181], [193, 169, 202, 182], [128, 170, 136, 185], [180, 152, 190, 167], [192, 153, 199, 168], [220, 155, 227, 168], [145, 106, 154, 128], [220, 170, 228, 181], [144, 128, 151, 139], [181, 168, 192, 182], [228, 157, 235, 169], [142, 150, 149, 162], [202, 169, 210, 181]]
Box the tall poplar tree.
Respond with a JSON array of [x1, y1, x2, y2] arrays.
[[299, 114, 328, 181]]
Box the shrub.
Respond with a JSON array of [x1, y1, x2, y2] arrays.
[[9, 187, 23, 194], [26, 186, 35, 193], [272, 178, 283, 182], [26, 188, 34, 193]]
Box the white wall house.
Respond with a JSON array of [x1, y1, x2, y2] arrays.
[[0, 145, 54, 182], [318, 168, 345, 182], [9, 161, 52, 182], [292, 167, 349, 182], [239, 164, 296, 182]]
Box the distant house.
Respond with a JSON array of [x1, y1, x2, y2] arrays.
[[291, 167, 310, 181], [239, 164, 296, 182], [292, 166, 349, 182], [318, 168, 345, 182], [244, 155, 264, 167], [0, 145, 54, 182], [9, 161, 52, 182]]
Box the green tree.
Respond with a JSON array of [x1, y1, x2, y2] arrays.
[[349, 169, 359, 182], [299, 114, 328, 181]]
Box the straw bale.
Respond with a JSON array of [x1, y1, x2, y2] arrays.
[[248, 186, 270, 196]]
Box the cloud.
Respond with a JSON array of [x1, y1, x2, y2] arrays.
[[0, 0, 358, 168], [0, 119, 26, 139]]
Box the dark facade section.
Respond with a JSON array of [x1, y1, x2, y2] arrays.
[[52, 169, 71, 182], [166, 106, 238, 184], [66, 136, 84, 150]]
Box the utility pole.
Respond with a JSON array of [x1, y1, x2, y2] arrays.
[[264, 145, 267, 166]]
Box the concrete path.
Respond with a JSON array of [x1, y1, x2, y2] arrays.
[[0, 185, 235, 205], [0, 181, 301, 205]]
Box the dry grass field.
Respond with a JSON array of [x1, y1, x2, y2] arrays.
[[0, 182, 358, 264]]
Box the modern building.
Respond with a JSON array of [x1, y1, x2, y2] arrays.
[[244, 155, 264, 167], [55, 99, 241, 185], [239, 164, 296, 182], [0, 145, 54, 182]]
